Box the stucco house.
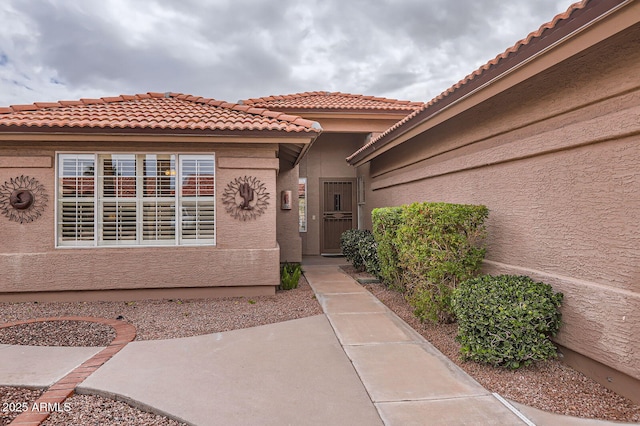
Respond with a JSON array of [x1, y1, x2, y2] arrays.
[[0, 93, 323, 300], [345, 0, 639, 403], [240, 92, 423, 257], [0, 0, 637, 402], [0, 91, 419, 301]]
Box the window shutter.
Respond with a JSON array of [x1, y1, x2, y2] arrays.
[[57, 153, 215, 247], [58, 155, 96, 245], [180, 156, 215, 244]]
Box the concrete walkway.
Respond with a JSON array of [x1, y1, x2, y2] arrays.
[[301, 259, 632, 426], [0, 256, 633, 425], [303, 261, 526, 426]]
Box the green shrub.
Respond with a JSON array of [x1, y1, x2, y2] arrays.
[[372, 207, 403, 286], [280, 262, 302, 290], [395, 202, 489, 323], [358, 231, 381, 278], [340, 229, 363, 269], [452, 274, 563, 369], [340, 229, 374, 271]]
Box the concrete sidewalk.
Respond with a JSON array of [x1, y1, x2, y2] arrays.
[[301, 258, 631, 426], [80, 315, 382, 425], [0, 257, 633, 425], [303, 262, 526, 426]]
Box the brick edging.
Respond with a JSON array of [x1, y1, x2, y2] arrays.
[[3, 316, 136, 425]]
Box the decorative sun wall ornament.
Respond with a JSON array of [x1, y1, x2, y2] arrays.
[[222, 176, 270, 221], [0, 175, 48, 224]]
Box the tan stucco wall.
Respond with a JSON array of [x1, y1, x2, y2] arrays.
[[276, 159, 302, 263], [298, 133, 365, 255], [0, 142, 281, 299], [365, 25, 640, 386]]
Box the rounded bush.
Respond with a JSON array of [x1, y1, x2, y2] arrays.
[[340, 229, 362, 268], [357, 231, 380, 278], [340, 229, 374, 271], [452, 275, 563, 369]]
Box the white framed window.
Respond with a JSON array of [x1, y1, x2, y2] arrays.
[[298, 177, 307, 232], [56, 153, 215, 247], [179, 156, 215, 245], [58, 154, 96, 246]]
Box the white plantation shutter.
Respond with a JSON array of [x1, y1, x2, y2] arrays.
[[143, 202, 176, 241], [57, 153, 215, 247], [101, 202, 137, 242], [180, 156, 215, 244], [142, 155, 176, 243], [60, 202, 95, 241], [58, 155, 96, 245], [99, 155, 137, 245]]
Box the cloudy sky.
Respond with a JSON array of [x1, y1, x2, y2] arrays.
[[0, 0, 572, 107]]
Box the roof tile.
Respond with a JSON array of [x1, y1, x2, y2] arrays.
[[33, 102, 62, 108], [80, 98, 105, 105], [242, 91, 424, 112], [0, 92, 322, 134], [59, 100, 84, 106], [100, 97, 124, 103], [10, 104, 39, 112]]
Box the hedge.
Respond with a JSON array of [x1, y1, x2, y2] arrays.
[[371, 206, 403, 286], [372, 202, 489, 323]]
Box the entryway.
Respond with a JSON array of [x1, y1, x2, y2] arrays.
[[320, 178, 356, 254]]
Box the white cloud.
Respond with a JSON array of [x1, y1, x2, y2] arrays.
[[0, 0, 571, 106]]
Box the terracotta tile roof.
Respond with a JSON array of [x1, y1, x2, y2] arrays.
[[347, 0, 620, 164], [0, 92, 321, 134], [242, 91, 424, 113]]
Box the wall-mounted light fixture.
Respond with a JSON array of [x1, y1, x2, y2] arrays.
[[281, 190, 292, 210]]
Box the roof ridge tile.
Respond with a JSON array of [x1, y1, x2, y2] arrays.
[[10, 104, 39, 112], [100, 96, 124, 103], [261, 110, 281, 119], [241, 91, 424, 111], [80, 98, 105, 104], [33, 102, 62, 108]]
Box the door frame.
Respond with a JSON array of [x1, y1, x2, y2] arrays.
[[319, 178, 357, 254]]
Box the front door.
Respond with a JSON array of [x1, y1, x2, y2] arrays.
[[320, 179, 356, 254]]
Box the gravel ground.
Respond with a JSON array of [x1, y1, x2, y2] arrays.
[[0, 386, 43, 425], [0, 321, 115, 347], [0, 277, 321, 342], [345, 266, 640, 423], [41, 394, 187, 426], [1, 271, 639, 423], [0, 277, 320, 425]]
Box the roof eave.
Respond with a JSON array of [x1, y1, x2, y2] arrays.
[[347, 0, 634, 166], [0, 126, 321, 143]]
